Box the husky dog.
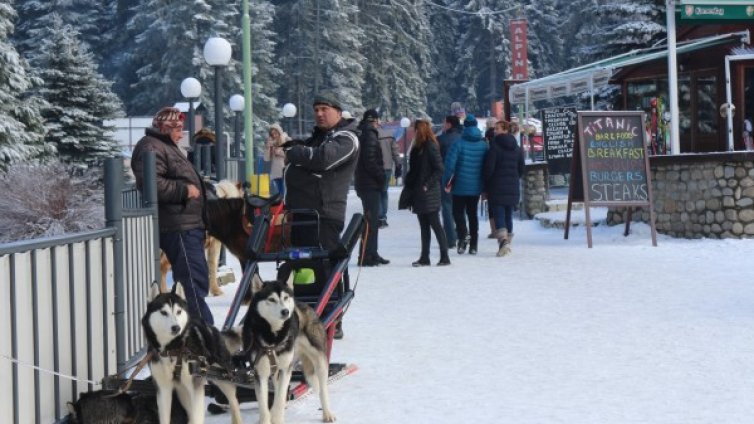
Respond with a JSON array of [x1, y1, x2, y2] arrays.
[[142, 282, 243, 424], [67, 389, 188, 424], [244, 273, 336, 424]]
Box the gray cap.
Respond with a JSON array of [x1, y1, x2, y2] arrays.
[[312, 91, 342, 111]]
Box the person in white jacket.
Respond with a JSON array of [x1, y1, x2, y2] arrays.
[[265, 123, 290, 196]]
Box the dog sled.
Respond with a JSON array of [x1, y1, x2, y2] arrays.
[[207, 191, 363, 409], [101, 190, 363, 418]]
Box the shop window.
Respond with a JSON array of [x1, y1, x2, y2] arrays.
[[697, 75, 717, 135]]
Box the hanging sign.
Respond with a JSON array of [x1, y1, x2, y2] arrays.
[[510, 19, 528, 80]]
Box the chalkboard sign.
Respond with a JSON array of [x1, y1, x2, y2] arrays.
[[541, 107, 577, 176], [580, 112, 649, 204], [565, 111, 657, 248]]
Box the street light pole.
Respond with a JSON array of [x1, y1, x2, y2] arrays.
[[230, 94, 245, 158], [400, 117, 411, 184], [204, 37, 232, 180], [180, 77, 201, 171], [241, 0, 254, 186]]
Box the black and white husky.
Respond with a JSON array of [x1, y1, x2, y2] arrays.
[[244, 273, 336, 424], [142, 282, 243, 424]]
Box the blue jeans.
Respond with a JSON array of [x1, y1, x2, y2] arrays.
[[491, 205, 514, 233], [271, 178, 285, 197], [160, 229, 213, 325], [440, 190, 456, 247], [379, 170, 391, 221]]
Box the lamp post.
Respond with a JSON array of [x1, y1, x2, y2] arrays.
[[180, 77, 201, 170], [400, 117, 411, 184], [282, 103, 297, 137], [229, 94, 245, 158], [203, 37, 232, 180]]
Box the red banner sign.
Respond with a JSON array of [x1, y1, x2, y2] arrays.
[[510, 19, 528, 80]]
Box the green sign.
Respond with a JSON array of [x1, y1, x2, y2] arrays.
[[678, 4, 754, 20]]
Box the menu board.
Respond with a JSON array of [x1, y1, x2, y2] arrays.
[[565, 111, 657, 248], [578, 112, 649, 204], [542, 107, 577, 175]]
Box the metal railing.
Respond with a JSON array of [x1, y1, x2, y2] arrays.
[[0, 155, 159, 423]]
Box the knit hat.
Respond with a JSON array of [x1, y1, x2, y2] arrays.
[[463, 113, 478, 128], [362, 109, 380, 122], [152, 107, 185, 128], [312, 91, 342, 111], [450, 101, 465, 116]]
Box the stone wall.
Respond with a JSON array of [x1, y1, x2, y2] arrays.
[[522, 162, 549, 218], [607, 152, 754, 239]]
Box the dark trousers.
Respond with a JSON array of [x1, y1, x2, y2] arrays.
[[440, 190, 456, 247], [379, 170, 391, 221], [290, 214, 343, 251], [491, 205, 514, 233], [452, 195, 480, 249], [358, 189, 381, 259], [285, 215, 349, 296], [417, 212, 449, 261], [160, 229, 213, 325], [271, 178, 285, 197]]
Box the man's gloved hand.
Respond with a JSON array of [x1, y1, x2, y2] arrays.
[[394, 163, 402, 179]]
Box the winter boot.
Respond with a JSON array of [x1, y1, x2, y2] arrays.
[[496, 229, 511, 257], [457, 235, 470, 254]]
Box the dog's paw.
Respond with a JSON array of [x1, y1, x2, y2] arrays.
[[210, 287, 224, 296], [322, 410, 337, 422]]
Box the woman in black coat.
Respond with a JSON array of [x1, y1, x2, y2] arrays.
[[483, 120, 524, 256], [403, 120, 450, 266]]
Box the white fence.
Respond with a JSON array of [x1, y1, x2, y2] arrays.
[[0, 157, 158, 423]]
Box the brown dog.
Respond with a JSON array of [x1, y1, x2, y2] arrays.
[[159, 180, 243, 295]]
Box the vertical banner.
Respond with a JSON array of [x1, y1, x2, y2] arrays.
[[510, 19, 528, 80]]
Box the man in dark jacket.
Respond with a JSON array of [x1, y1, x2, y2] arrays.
[[283, 92, 359, 338], [355, 109, 388, 266], [284, 92, 359, 250], [131, 107, 214, 324], [436, 115, 462, 248]]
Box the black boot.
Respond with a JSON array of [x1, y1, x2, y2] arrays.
[[437, 253, 451, 266], [334, 321, 344, 340], [412, 257, 430, 267]]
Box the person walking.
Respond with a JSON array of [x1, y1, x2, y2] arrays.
[[483, 120, 524, 256], [402, 119, 450, 267], [187, 127, 216, 176], [355, 109, 388, 266], [265, 123, 290, 197], [437, 115, 462, 248], [377, 125, 400, 228], [131, 107, 214, 324], [483, 117, 498, 239], [442, 113, 488, 255], [284, 92, 359, 339]]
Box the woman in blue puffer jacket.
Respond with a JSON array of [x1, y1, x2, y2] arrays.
[[442, 114, 488, 254]]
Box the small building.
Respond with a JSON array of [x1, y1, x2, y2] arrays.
[[509, 17, 754, 153]]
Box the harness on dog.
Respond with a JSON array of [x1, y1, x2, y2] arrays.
[[158, 347, 210, 380], [255, 346, 279, 374]]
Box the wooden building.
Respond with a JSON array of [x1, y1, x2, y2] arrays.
[[509, 18, 754, 153]]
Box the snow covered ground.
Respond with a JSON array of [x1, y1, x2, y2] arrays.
[[204, 187, 754, 424]]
